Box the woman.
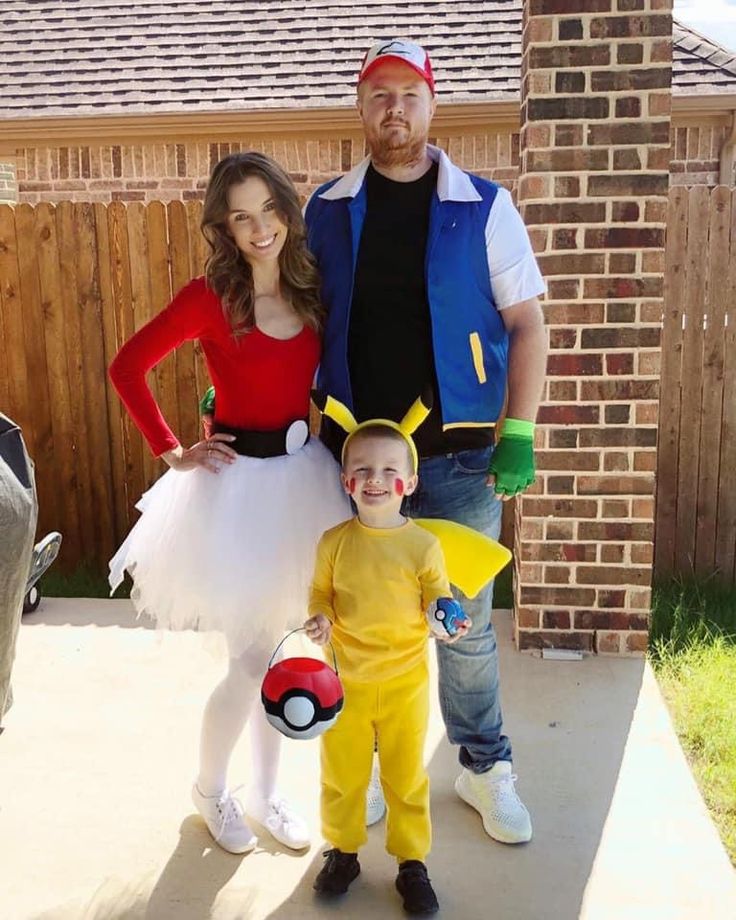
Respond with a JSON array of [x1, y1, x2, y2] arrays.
[[109, 152, 350, 854]]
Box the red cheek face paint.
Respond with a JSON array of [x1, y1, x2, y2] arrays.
[[347, 477, 356, 495], [394, 478, 405, 496]]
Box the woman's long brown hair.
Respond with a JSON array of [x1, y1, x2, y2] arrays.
[[201, 152, 323, 334]]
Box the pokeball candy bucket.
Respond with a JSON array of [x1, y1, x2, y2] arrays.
[[261, 629, 344, 740]]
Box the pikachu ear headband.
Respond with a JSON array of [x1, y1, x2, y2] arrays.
[[312, 391, 431, 473]]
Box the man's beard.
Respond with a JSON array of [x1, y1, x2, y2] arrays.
[[365, 122, 428, 169]]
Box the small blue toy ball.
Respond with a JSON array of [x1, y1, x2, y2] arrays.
[[426, 597, 469, 637]]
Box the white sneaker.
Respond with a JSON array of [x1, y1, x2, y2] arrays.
[[365, 758, 386, 826], [455, 761, 532, 844], [247, 795, 310, 850], [191, 784, 257, 854]]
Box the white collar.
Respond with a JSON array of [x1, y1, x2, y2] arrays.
[[318, 144, 482, 203]]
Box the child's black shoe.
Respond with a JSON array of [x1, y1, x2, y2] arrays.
[[313, 848, 360, 895], [395, 860, 440, 915]]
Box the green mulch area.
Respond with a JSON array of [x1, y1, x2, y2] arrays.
[[650, 576, 736, 866], [650, 577, 736, 655], [493, 560, 513, 608], [40, 562, 130, 599]]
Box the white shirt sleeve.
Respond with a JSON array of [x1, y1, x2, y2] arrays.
[[485, 186, 546, 309]]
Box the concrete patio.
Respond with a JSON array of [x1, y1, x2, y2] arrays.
[[2, 598, 735, 920]]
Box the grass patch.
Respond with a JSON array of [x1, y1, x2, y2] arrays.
[[655, 636, 736, 863], [650, 576, 736, 658], [650, 577, 736, 865], [40, 562, 130, 599], [493, 561, 513, 608]]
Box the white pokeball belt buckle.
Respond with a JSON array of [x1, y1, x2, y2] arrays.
[[285, 419, 309, 455]]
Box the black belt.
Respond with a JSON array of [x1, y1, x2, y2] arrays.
[[212, 419, 309, 458]]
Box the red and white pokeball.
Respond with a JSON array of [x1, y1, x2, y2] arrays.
[[261, 631, 344, 740]]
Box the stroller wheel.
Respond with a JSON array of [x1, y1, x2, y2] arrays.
[[23, 585, 41, 614]]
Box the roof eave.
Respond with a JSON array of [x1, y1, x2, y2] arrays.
[[0, 101, 520, 153], [3, 94, 736, 154], [672, 92, 736, 117]]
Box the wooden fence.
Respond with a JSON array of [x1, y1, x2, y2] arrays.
[[655, 186, 736, 584], [0, 199, 514, 572], [2, 193, 734, 582], [0, 201, 211, 571]]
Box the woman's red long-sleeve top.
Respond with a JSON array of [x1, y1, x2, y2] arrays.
[[109, 277, 320, 457]]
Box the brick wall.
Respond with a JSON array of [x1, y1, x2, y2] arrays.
[[670, 121, 734, 186], [12, 131, 520, 205], [515, 0, 672, 655], [0, 160, 17, 204], [6, 113, 728, 208]]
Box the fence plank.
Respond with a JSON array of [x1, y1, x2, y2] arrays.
[[34, 202, 83, 565], [695, 187, 731, 575], [168, 200, 200, 448], [655, 188, 688, 577], [715, 190, 736, 582], [0, 206, 30, 437], [674, 186, 710, 574], [107, 200, 145, 525], [126, 202, 161, 491], [15, 203, 59, 540], [146, 201, 181, 451], [55, 201, 96, 561], [95, 202, 129, 546], [75, 202, 117, 565], [0, 290, 9, 411], [186, 200, 211, 403], [0, 209, 12, 413]]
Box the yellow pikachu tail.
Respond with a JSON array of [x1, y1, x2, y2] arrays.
[[414, 518, 512, 599]]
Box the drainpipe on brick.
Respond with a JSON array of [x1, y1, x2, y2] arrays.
[[719, 110, 736, 186]]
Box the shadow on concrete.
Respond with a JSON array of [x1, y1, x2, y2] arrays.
[[30, 817, 259, 920], [143, 817, 255, 920]]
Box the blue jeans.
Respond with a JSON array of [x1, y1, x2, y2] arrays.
[[404, 446, 512, 772]]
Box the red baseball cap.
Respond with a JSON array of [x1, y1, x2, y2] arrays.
[[358, 39, 435, 95]]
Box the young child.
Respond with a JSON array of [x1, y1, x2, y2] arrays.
[[108, 152, 350, 854], [304, 409, 471, 916]]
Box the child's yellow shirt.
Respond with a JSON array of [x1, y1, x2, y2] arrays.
[[309, 517, 451, 682]]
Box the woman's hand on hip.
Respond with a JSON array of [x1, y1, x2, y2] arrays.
[[161, 433, 237, 473]]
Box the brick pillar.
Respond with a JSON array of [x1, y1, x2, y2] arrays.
[[515, 0, 672, 655], [0, 160, 18, 204]]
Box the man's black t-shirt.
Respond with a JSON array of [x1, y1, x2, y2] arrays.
[[347, 162, 494, 457]]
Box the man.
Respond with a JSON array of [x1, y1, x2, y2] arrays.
[[304, 39, 547, 845]]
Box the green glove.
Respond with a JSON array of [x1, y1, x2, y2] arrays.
[[199, 385, 215, 416], [487, 418, 536, 497]]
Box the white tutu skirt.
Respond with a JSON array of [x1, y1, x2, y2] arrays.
[[109, 438, 351, 659]]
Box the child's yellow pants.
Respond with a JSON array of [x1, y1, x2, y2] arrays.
[[320, 659, 430, 862]]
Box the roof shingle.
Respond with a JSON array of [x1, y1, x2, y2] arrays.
[[1, 2, 734, 119], [673, 20, 736, 95]]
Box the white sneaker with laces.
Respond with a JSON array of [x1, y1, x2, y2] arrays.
[[365, 758, 386, 826], [246, 795, 310, 850], [455, 761, 532, 844], [191, 784, 257, 854]]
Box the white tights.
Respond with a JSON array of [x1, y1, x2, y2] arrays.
[[196, 646, 280, 803]]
